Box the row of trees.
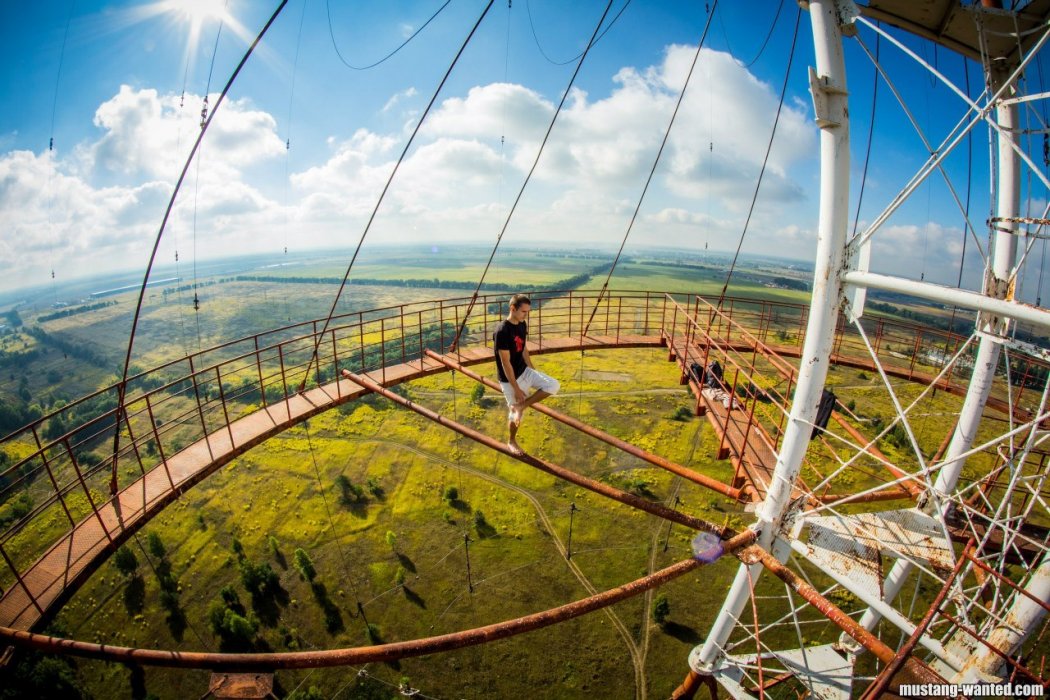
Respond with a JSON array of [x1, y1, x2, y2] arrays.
[[36, 301, 117, 323], [232, 261, 615, 295]]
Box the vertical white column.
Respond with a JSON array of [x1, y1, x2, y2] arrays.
[[691, 0, 852, 673], [957, 556, 1050, 682], [849, 64, 1021, 642]]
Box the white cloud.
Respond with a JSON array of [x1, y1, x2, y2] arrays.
[[382, 86, 418, 114], [2, 47, 994, 294], [0, 86, 287, 290]]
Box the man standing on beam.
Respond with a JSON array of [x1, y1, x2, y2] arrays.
[[494, 294, 560, 455]]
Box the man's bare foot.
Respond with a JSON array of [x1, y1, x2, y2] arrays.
[[508, 440, 525, 456]]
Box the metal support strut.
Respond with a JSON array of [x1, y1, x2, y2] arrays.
[[691, 0, 854, 679]]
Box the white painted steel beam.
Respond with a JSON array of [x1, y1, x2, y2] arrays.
[[839, 271, 1050, 331], [692, 0, 854, 674]]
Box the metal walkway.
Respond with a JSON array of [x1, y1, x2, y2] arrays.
[[0, 336, 659, 631]]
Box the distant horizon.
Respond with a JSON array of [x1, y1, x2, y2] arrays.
[[0, 240, 811, 309], [2, 3, 1035, 303]]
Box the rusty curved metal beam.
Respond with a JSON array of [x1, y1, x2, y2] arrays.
[[0, 556, 709, 670], [423, 349, 743, 500], [343, 369, 729, 535], [345, 368, 950, 687]]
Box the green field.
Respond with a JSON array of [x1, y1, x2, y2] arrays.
[[0, 246, 1040, 699]]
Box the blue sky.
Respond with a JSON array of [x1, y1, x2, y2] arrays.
[[0, 0, 1046, 302]]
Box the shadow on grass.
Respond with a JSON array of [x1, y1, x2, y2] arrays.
[[123, 575, 145, 615], [272, 549, 287, 570], [474, 521, 498, 539], [403, 586, 426, 608], [340, 497, 369, 518], [128, 663, 146, 700], [311, 581, 344, 634], [449, 498, 470, 513], [163, 603, 186, 642], [250, 585, 289, 628], [153, 558, 186, 642], [396, 552, 416, 573], [662, 621, 701, 644]]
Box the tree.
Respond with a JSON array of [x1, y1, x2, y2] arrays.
[[470, 383, 485, 405], [219, 585, 240, 608], [293, 548, 316, 582], [147, 532, 165, 559], [231, 537, 244, 559], [652, 594, 670, 626], [113, 546, 138, 576], [385, 530, 397, 552], [240, 560, 280, 597], [394, 566, 407, 587], [443, 485, 458, 504]]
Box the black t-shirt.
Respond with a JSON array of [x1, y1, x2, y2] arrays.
[[494, 320, 527, 382]]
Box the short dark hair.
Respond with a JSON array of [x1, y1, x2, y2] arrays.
[[509, 294, 531, 309]]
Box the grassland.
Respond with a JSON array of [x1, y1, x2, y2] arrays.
[[1, 246, 1039, 699], [44, 348, 756, 699]]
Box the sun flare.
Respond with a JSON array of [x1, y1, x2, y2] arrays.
[[161, 0, 229, 27]]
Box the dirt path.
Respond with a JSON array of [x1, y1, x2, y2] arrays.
[[637, 423, 704, 696]]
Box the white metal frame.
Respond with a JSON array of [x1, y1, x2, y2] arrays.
[[692, 1, 1050, 695]]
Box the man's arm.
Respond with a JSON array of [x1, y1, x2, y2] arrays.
[[522, 345, 535, 369], [499, 349, 526, 402]]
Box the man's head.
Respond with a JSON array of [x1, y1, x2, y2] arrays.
[[508, 294, 531, 322]]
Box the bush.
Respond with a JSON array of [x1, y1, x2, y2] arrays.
[[240, 560, 280, 597], [385, 531, 397, 551], [208, 601, 258, 647], [470, 383, 485, 404], [286, 687, 326, 700], [669, 406, 693, 421], [366, 476, 383, 498], [394, 566, 407, 586], [267, 535, 280, 557], [652, 594, 670, 626], [231, 537, 244, 559], [443, 485, 458, 504], [885, 422, 911, 450], [113, 546, 138, 576], [0, 492, 33, 528], [293, 548, 316, 581], [220, 585, 240, 607]]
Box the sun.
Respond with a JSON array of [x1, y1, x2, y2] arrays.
[[120, 0, 253, 87], [160, 0, 229, 27]]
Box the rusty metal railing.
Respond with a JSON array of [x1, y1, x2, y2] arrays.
[[0, 290, 1047, 612]]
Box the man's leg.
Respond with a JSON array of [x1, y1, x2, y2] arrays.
[[501, 381, 525, 455], [516, 369, 559, 416], [518, 390, 551, 411], [508, 416, 523, 456]]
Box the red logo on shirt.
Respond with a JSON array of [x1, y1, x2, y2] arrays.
[[514, 336, 524, 352]]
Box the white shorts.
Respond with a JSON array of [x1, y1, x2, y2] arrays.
[[500, 367, 560, 412]]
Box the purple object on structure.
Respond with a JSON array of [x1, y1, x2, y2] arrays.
[[692, 531, 724, 563]]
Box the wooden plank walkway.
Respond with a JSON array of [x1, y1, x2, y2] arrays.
[[663, 332, 785, 503], [0, 336, 663, 631]]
